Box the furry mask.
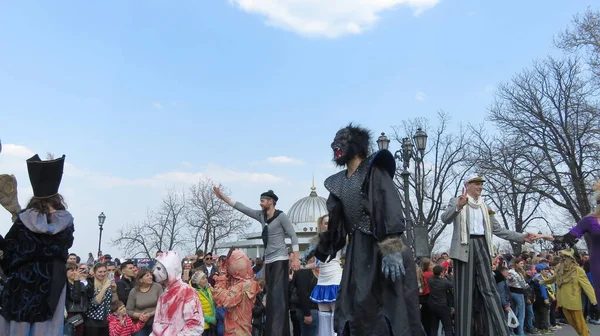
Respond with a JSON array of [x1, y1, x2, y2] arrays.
[[331, 123, 371, 167]]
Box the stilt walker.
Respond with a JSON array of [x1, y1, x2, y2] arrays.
[[213, 187, 300, 336], [440, 175, 537, 336], [312, 123, 424, 336]]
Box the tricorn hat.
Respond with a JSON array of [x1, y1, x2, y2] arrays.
[[27, 154, 66, 198]]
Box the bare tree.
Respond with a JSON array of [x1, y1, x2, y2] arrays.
[[187, 179, 249, 254], [113, 189, 189, 258], [488, 56, 600, 247], [555, 8, 600, 81], [468, 129, 548, 254], [392, 111, 471, 253]]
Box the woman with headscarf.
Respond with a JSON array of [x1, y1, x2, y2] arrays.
[[0, 154, 75, 336], [212, 249, 259, 336], [541, 249, 598, 336]]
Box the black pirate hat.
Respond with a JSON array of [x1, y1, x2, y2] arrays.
[[27, 154, 66, 198]]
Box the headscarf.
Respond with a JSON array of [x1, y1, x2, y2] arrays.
[[555, 249, 578, 288]]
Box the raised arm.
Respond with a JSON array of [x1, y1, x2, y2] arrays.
[[213, 186, 262, 222]]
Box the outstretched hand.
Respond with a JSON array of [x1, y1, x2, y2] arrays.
[[381, 252, 405, 282], [213, 186, 225, 200]]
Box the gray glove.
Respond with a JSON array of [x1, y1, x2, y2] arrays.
[[381, 252, 405, 282]]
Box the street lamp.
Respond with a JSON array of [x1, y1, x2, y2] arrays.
[[98, 212, 106, 256], [377, 128, 429, 258], [538, 230, 543, 252]]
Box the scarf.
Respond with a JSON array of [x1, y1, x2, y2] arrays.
[[459, 195, 493, 255]]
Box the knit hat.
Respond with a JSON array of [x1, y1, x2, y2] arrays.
[[260, 190, 278, 203]]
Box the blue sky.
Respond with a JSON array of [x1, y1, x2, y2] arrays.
[[0, 1, 595, 257]]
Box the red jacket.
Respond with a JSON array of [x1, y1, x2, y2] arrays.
[[107, 314, 145, 336]]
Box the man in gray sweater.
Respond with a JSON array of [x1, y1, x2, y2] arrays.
[[213, 186, 300, 336]]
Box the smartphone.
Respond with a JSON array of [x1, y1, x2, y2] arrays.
[[184, 269, 190, 279], [108, 272, 115, 281]]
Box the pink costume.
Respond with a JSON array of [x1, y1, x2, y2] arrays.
[[150, 251, 204, 336], [212, 250, 259, 336]]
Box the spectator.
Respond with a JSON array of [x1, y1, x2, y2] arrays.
[[108, 300, 145, 336], [293, 261, 319, 336], [201, 252, 218, 287], [126, 267, 162, 336], [68, 253, 78, 263], [117, 260, 137, 305], [85, 263, 117, 336], [428, 265, 454, 336], [66, 262, 89, 336]]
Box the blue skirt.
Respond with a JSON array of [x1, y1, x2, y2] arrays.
[[310, 284, 339, 303]]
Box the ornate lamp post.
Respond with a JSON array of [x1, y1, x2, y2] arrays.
[[377, 128, 429, 258], [538, 230, 544, 252], [98, 212, 106, 256]]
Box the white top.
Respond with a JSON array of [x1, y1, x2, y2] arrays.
[[468, 206, 485, 235], [316, 251, 343, 286]]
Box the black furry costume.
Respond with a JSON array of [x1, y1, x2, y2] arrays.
[[315, 124, 425, 336]]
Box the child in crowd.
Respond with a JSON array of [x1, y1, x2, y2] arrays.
[[531, 264, 552, 334], [191, 270, 218, 335], [108, 300, 146, 336], [494, 266, 516, 336]]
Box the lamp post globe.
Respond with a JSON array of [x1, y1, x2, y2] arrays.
[[377, 132, 390, 151], [97, 212, 106, 256], [413, 127, 428, 155], [98, 212, 106, 227]]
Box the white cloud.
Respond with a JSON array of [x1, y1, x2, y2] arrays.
[[415, 91, 427, 101], [229, 0, 441, 38], [152, 102, 163, 109], [1, 144, 35, 158], [266, 156, 304, 165]]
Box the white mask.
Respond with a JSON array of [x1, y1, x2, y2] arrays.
[[153, 261, 168, 283]]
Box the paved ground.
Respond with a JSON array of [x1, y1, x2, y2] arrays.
[[552, 322, 599, 335]]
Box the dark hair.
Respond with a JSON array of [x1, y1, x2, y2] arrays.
[[120, 260, 135, 271], [135, 267, 154, 289], [111, 300, 125, 313], [66, 262, 78, 270], [25, 194, 67, 222], [433, 265, 444, 276], [497, 266, 508, 273], [195, 249, 204, 257]]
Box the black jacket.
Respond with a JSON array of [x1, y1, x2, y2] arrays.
[[428, 276, 453, 307], [315, 150, 425, 336], [66, 280, 89, 313], [316, 150, 405, 262], [292, 269, 318, 317], [116, 276, 134, 305]]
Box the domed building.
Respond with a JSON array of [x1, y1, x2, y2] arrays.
[[217, 181, 327, 258]]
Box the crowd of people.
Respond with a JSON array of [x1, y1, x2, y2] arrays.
[[417, 250, 599, 336], [0, 125, 599, 336]]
